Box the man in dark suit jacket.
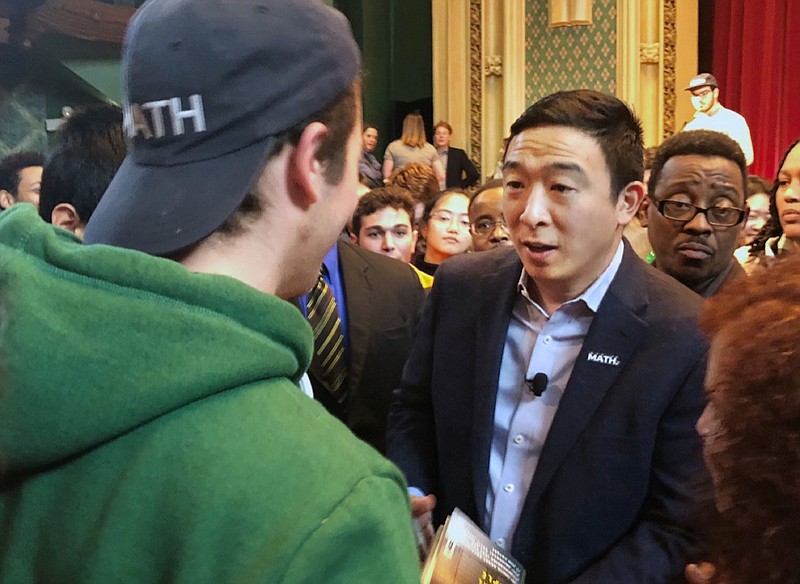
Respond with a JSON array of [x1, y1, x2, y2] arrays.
[[307, 238, 425, 453], [387, 91, 710, 583], [434, 121, 480, 188]]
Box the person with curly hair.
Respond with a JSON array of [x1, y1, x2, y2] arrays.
[[745, 138, 800, 270], [686, 252, 800, 584], [386, 161, 441, 224]]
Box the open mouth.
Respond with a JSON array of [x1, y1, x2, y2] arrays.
[[525, 242, 557, 252]]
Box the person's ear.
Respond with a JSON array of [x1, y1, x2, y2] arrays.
[[349, 231, 358, 245], [616, 181, 645, 226], [637, 196, 650, 227], [411, 228, 419, 252], [285, 121, 329, 209], [0, 189, 16, 210], [50, 203, 84, 235]]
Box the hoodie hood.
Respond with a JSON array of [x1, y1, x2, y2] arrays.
[[0, 205, 311, 476]]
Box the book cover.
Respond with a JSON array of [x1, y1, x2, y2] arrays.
[[420, 508, 526, 584]]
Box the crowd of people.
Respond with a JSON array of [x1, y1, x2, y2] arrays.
[[1, 1, 798, 583]]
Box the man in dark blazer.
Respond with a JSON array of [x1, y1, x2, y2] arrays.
[[434, 121, 480, 189], [387, 91, 710, 583], [306, 238, 425, 453]]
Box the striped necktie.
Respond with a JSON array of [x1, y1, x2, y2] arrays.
[[306, 270, 348, 403]]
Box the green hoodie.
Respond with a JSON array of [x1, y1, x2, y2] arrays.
[[0, 205, 420, 583]]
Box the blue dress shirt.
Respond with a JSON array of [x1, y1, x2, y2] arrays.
[[485, 242, 624, 549]]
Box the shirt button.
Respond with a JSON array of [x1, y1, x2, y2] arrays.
[[496, 538, 506, 548], [543, 335, 552, 344], [513, 434, 524, 445], [504, 483, 515, 493]]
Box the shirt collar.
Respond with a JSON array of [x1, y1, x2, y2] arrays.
[[516, 240, 625, 314], [322, 239, 341, 278]]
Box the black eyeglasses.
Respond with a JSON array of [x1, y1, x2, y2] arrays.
[[653, 199, 745, 227], [470, 218, 508, 236]]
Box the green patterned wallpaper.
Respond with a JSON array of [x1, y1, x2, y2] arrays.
[[525, 0, 617, 104]]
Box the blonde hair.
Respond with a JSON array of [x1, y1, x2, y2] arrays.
[[400, 114, 427, 148]]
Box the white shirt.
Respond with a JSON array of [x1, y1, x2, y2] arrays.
[[683, 104, 754, 165]]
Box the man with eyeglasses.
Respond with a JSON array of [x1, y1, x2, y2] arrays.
[[682, 73, 753, 166], [647, 130, 748, 297], [468, 178, 512, 252]]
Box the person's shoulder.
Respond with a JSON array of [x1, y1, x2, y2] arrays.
[[436, 246, 519, 283], [156, 376, 408, 500], [632, 256, 704, 317], [719, 104, 747, 122], [144, 379, 412, 573], [340, 240, 423, 289]]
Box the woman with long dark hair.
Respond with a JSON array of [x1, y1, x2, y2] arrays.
[[745, 138, 800, 269]]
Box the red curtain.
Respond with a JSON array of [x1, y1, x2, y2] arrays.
[[710, 0, 800, 178]]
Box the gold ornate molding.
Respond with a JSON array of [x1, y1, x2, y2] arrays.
[[550, 0, 593, 27], [663, 0, 677, 140], [484, 55, 503, 77], [469, 0, 482, 168], [640, 42, 660, 64]]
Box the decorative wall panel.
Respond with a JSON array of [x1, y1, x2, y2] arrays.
[[525, 0, 616, 103]]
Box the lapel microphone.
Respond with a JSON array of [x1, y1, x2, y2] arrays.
[[526, 372, 548, 397]]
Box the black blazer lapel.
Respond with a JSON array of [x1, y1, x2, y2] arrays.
[[516, 246, 649, 532], [338, 241, 371, 397], [471, 249, 522, 523]]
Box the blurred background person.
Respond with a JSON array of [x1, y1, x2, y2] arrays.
[[433, 120, 479, 189], [413, 189, 471, 275], [741, 175, 772, 242], [358, 123, 383, 189], [383, 113, 445, 185], [386, 161, 440, 225], [39, 104, 126, 237], [745, 138, 800, 269], [687, 253, 800, 584], [468, 179, 510, 252], [0, 151, 44, 211], [682, 73, 754, 166]]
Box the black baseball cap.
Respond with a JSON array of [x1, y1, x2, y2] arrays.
[[685, 73, 718, 92], [84, 0, 361, 255]]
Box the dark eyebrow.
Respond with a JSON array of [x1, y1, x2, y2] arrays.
[[501, 160, 521, 173], [501, 159, 587, 176], [549, 161, 586, 176]]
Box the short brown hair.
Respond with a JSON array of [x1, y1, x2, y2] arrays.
[[218, 79, 360, 238], [351, 186, 415, 236]]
